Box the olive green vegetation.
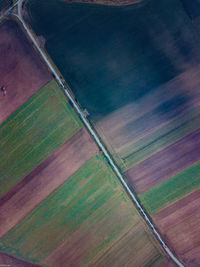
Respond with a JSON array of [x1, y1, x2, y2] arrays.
[[121, 108, 200, 170], [0, 155, 167, 266], [0, 80, 82, 198], [139, 160, 200, 215]]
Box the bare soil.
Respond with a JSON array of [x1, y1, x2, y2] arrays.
[[153, 189, 200, 266], [0, 19, 52, 124]]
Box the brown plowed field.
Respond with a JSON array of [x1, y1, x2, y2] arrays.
[[161, 259, 177, 267], [125, 128, 200, 194], [0, 251, 41, 267], [0, 19, 52, 124], [0, 128, 98, 238], [153, 189, 200, 266]]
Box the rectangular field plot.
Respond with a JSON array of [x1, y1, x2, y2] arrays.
[[0, 0, 12, 12], [153, 189, 200, 266], [139, 160, 200, 215], [0, 155, 168, 266], [0, 80, 82, 199], [0, 20, 52, 124]]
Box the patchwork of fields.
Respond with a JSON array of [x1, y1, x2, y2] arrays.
[[24, 0, 200, 265], [0, 154, 168, 266], [0, 19, 172, 266], [0, 80, 82, 199]]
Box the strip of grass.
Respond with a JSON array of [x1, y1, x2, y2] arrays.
[[0, 155, 166, 266], [0, 80, 82, 198], [139, 160, 200, 215], [121, 108, 200, 171]]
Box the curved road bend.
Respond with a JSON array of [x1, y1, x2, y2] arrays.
[[2, 1, 184, 266]]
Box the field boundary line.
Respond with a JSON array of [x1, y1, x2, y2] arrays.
[[0, 80, 52, 135], [51, 83, 82, 129], [4, 1, 185, 266]]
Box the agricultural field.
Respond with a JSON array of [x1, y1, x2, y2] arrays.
[[180, 0, 200, 45], [0, 127, 98, 238], [0, 19, 52, 124], [153, 189, 200, 267], [180, 0, 200, 20], [0, 251, 41, 267], [0, 0, 12, 12], [0, 18, 172, 266], [0, 155, 169, 266], [25, 0, 200, 265], [64, 0, 142, 6], [126, 127, 200, 194], [0, 79, 82, 199], [25, 0, 200, 123]]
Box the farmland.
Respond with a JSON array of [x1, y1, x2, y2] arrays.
[[180, 0, 200, 20], [0, 128, 98, 238], [0, 154, 169, 266], [139, 160, 200, 215], [25, 0, 200, 170], [64, 0, 142, 6], [0, 18, 172, 266], [25, 0, 200, 121], [24, 0, 200, 265], [0, 251, 40, 267], [0, 79, 82, 199], [0, 0, 12, 12], [125, 127, 200, 194], [0, 20, 52, 124], [153, 189, 200, 266]]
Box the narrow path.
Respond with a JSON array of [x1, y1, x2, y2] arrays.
[[1, 2, 184, 266], [64, 0, 141, 7], [0, 1, 18, 21]]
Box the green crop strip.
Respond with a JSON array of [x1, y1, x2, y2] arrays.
[[139, 160, 200, 215], [0, 80, 82, 198], [0, 155, 164, 266], [0, 155, 131, 261]]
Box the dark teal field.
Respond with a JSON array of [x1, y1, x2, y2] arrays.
[[25, 0, 200, 121], [0, 0, 12, 11]]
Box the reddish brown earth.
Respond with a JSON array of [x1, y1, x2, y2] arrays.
[[0, 128, 98, 238], [125, 127, 200, 194], [161, 259, 177, 267], [0, 251, 41, 267], [153, 189, 200, 266], [0, 19, 52, 124]]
